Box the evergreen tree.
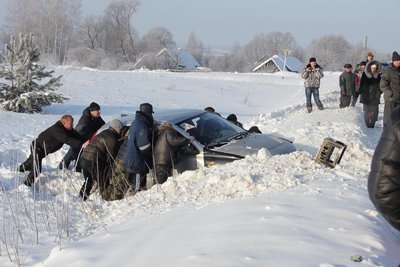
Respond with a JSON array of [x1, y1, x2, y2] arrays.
[[0, 34, 67, 113]]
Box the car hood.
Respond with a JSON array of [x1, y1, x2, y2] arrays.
[[210, 133, 295, 157]]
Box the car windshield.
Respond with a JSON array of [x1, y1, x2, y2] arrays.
[[177, 112, 248, 147]]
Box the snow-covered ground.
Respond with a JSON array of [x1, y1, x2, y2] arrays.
[[0, 67, 399, 267]]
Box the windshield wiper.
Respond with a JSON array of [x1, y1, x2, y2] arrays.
[[227, 131, 248, 141], [206, 141, 229, 149]]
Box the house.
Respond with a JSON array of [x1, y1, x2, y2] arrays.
[[156, 48, 200, 70], [253, 55, 303, 73], [131, 48, 201, 71]]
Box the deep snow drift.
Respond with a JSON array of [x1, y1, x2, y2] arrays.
[[0, 68, 399, 267]]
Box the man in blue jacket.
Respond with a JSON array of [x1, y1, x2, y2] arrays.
[[125, 103, 155, 193]]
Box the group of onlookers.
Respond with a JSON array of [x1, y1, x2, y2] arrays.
[[338, 51, 383, 128], [301, 51, 400, 129], [300, 50, 400, 232]]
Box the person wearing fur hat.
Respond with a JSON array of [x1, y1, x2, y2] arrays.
[[153, 122, 192, 185], [301, 57, 324, 113], [380, 51, 400, 126], [79, 119, 124, 200], [358, 61, 382, 128], [339, 64, 356, 108], [366, 51, 374, 63], [59, 102, 105, 171]]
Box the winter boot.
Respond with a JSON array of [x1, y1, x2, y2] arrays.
[[307, 106, 312, 113], [317, 104, 324, 110], [23, 176, 34, 187], [18, 164, 26, 172], [58, 161, 65, 170]]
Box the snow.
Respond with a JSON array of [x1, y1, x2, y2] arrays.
[[1, 67, 400, 267]]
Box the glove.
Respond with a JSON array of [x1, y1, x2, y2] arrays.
[[341, 90, 346, 96]]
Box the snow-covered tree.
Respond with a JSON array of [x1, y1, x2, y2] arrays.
[[186, 32, 204, 65], [0, 34, 67, 113]]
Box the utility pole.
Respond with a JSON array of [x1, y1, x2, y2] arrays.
[[364, 36, 368, 50]]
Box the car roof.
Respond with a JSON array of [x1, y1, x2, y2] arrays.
[[119, 109, 206, 126]]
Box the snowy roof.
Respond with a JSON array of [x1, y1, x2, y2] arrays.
[[157, 48, 200, 69], [253, 55, 303, 73]]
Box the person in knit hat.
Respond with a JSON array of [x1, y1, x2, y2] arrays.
[[301, 57, 324, 113], [59, 102, 105, 171], [79, 119, 123, 200], [380, 51, 400, 126]]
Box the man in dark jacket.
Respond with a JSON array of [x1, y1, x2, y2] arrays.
[[380, 51, 400, 126], [79, 119, 123, 201], [19, 115, 87, 186], [339, 64, 356, 108], [59, 102, 105, 171], [125, 103, 155, 192], [368, 106, 400, 231], [153, 122, 191, 184], [358, 61, 382, 128]]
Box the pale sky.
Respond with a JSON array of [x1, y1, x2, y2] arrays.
[[0, 0, 399, 54]]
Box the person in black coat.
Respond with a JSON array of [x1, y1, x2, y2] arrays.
[[358, 60, 382, 128], [226, 113, 262, 133], [59, 102, 105, 171], [339, 64, 356, 108], [226, 114, 243, 128], [19, 115, 88, 186], [368, 106, 400, 231], [153, 123, 191, 184], [79, 119, 123, 201], [380, 51, 400, 127]]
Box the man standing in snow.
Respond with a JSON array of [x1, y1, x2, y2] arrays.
[[301, 57, 324, 113], [352, 61, 366, 107], [125, 103, 155, 193], [59, 102, 105, 171], [339, 64, 356, 108], [380, 51, 400, 127], [19, 115, 88, 187], [368, 106, 400, 231]]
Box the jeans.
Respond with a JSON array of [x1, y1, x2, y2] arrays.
[[305, 87, 323, 109]]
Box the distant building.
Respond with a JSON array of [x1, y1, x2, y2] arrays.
[[253, 55, 303, 73], [131, 48, 201, 71], [156, 48, 200, 70]]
